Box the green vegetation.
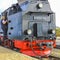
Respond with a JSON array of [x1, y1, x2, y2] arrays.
[[56, 27, 60, 37]]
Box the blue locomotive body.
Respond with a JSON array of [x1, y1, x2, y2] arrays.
[[5, 0, 55, 40], [8, 12, 22, 39]]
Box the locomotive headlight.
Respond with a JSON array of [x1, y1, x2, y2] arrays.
[[52, 30, 55, 34], [11, 7, 14, 10], [27, 29, 32, 35], [39, 3, 43, 8], [37, 3, 43, 9]]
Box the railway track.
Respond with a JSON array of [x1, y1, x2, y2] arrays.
[[34, 56, 60, 60]]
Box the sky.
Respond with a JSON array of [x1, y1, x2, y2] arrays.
[[0, 0, 17, 12], [0, 0, 60, 27]]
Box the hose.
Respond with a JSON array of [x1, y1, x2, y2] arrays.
[[30, 37, 42, 58]]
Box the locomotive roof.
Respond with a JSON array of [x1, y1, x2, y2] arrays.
[[1, 0, 52, 16]]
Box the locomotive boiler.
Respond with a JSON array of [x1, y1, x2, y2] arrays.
[[0, 0, 56, 57]]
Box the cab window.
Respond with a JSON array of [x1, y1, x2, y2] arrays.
[[9, 4, 22, 15]]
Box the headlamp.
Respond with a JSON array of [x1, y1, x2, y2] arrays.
[[37, 3, 43, 9], [52, 30, 55, 34], [39, 3, 43, 8], [27, 29, 32, 35]]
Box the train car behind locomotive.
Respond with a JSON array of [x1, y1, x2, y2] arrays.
[[0, 0, 56, 57]]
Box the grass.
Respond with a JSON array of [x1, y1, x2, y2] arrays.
[[56, 27, 60, 37]]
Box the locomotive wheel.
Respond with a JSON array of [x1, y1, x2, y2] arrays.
[[0, 38, 2, 45], [0, 37, 4, 45], [9, 40, 14, 49]]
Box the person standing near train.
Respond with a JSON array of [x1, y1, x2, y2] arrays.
[[1, 16, 8, 40]]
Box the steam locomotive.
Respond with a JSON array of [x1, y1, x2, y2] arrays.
[[0, 0, 56, 57]]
